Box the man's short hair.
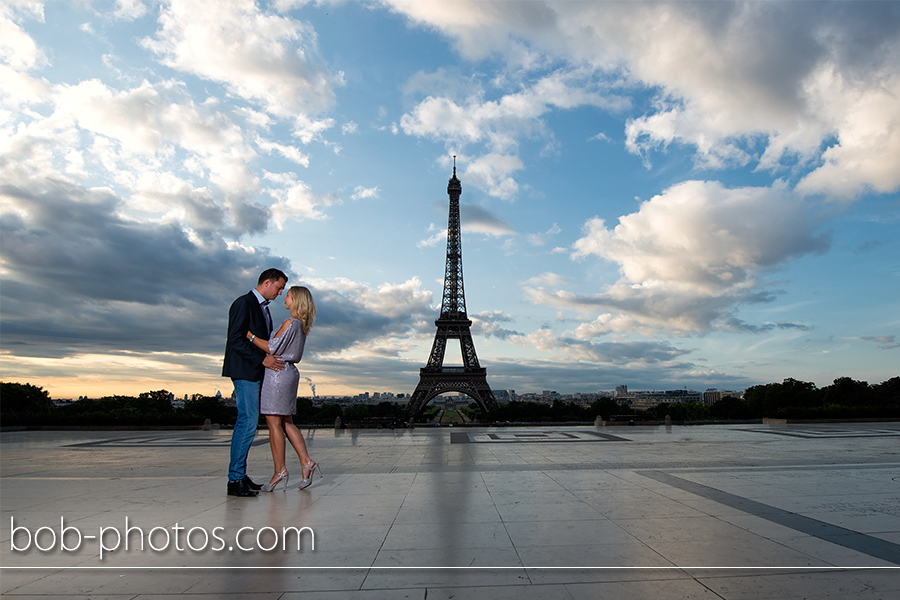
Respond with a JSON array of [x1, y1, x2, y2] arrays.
[[258, 268, 288, 285]]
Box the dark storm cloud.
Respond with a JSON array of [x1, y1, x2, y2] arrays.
[[303, 285, 434, 356], [471, 311, 523, 340], [0, 176, 291, 357], [561, 338, 692, 365], [1, 175, 438, 371], [861, 335, 899, 351], [485, 355, 755, 394], [460, 204, 515, 236]]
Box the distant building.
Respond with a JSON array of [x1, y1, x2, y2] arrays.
[[628, 389, 702, 410], [221, 391, 236, 407], [702, 389, 740, 405], [703, 389, 722, 405]]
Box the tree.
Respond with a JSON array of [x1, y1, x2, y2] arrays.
[[822, 377, 872, 408], [313, 403, 343, 425], [372, 401, 405, 419], [745, 378, 818, 416], [139, 389, 173, 414], [294, 396, 316, 421], [709, 395, 752, 420], [591, 397, 628, 420], [343, 403, 372, 422], [183, 396, 236, 425], [0, 382, 54, 425], [872, 377, 900, 406]]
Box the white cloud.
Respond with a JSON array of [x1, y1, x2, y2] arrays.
[[523, 272, 569, 288], [416, 224, 447, 248], [563, 180, 830, 335], [293, 113, 335, 144], [0, 65, 48, 105], [462, 153, 522, 201], [318, 277, 433, 320], [399, 68, 620, 199], [0, 1, 47, 71], [388, 1, 900, 199], [2, 64, 345, 236], [400, 95, 488, 147], [267, 174, 340, 226], [256, 136, 310, 167], [795, 66, 900, 198], [399, 70, 618, 146], [526, 222, 561, 246], [44, 79, 265, 207], [142, 0, 341, 117], [351, 185, 379, 200], [383, 0, 551, 62], [114, 0, 148, 20], [55, 79, 247, 157]]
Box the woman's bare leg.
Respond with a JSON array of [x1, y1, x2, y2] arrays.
[[265, 414, 287, 483], [282, 416, 312, 475]]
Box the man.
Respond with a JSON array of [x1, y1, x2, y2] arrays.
[[223, 268, 287, 497]]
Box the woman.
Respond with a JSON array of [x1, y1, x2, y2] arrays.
[[246, 285, 321, 491]]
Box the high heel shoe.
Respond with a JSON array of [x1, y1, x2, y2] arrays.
[[260, 469, 289, 492], [297, 460, 322, 490]]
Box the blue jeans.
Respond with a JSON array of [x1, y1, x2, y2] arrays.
[[228, 379, 261, 482]]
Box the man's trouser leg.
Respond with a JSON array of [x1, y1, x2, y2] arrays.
[[228, 379, 261, 482]]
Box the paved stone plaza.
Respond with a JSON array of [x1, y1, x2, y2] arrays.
[[1, 422, 899, 598]]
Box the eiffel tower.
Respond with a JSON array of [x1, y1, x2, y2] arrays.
[[407, 160, 499, 419]]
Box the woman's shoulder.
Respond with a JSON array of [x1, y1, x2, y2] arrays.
[[272, 318, 292, 338]]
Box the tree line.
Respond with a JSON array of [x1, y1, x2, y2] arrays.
[[1, 376, 897, 427], [471, 376, 899, 423], [618, 376, 898, 422], [0, 382, 407, 427]]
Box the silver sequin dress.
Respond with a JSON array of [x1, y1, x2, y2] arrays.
[[260, 318, 308, 415]]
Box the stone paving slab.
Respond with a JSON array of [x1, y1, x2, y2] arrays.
[[1, 423, 899, 598]]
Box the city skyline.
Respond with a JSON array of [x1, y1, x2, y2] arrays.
[[1, 1, 898, 401]]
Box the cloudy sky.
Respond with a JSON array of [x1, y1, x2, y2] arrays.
[[1, 0, 898, 400]]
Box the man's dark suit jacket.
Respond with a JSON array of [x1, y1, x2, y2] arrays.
[[222, 291, 269, 381]]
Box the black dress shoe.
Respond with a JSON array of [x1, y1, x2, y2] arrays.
[[227, 479, 258, 497], [243, 476, 262, 491]]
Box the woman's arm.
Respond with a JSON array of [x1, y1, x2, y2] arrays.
[[246, 331, 269, 353], [246, 319, 291, 352], [272, 318, 291, 338]]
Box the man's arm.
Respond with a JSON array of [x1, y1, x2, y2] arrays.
[[231, 299, 285, 372], [262, 354, 284, 371], [227, 295, 266, 367]]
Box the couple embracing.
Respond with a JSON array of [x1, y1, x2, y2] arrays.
[[222, 268, 321, 497]]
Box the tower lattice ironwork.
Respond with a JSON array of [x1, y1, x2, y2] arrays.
[[407, 161, 499, 419]]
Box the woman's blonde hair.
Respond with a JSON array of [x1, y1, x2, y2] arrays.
[[288, 286, 316, 335]]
